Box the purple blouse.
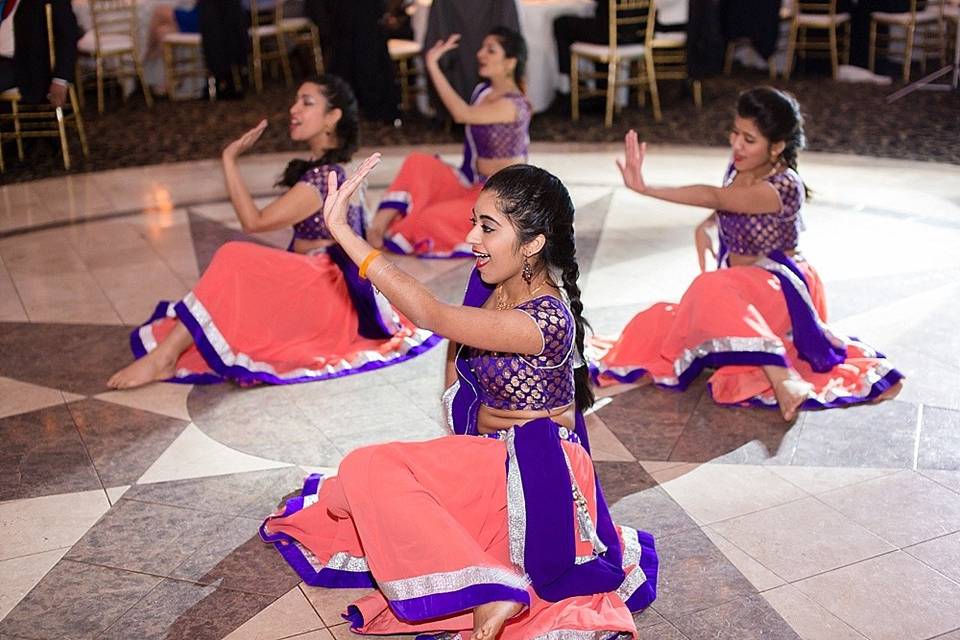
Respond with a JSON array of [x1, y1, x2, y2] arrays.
[[467, 84, 532, 160], [466, 296, 576, 412], [716, 163, 805, 256], [294, 164, 363, 240]]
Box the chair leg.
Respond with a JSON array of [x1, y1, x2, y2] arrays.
[[277, 33, 293, 87], [163, 42, 176, 99], [252, 37, 263, 93], [843, 22, 851, 65], [784, 23, 798, 79], [55, 106, 72, 170], [692, 79, 702, 108], [768, 55, 777, 79], [12, 99, 23, 160], [310, 27, 324, 75], [646, 56, 661, 122], [96, 56, 106, 114], [70, 86, 89, 157], [869, 20, 878, 72], [723, 41, 735, 75], [570, 52, 580, 122], [903, 24, 915, 81], [604, 59, 617, 128], [829, 25, 839, 78], [75, 61, 86, 108]]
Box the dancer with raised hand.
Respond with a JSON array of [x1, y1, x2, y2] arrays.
[[592, 87, 903, 421], [262, 159, 658, 639], [367, 27, 532, 258], [107, 75, 438, 389]]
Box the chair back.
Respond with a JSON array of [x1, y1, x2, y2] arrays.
[[249, 0, 285, 30], [89, 0, 139, 51], [46, 2, 56, 70], [608, 0, 656, 49], [796, 0, 838, 16]]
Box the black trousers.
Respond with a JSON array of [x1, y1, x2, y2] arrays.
[[839, 0, 913, 67], [0, 57, 15, 94], [197, 0, 248, 83], [554, 15, 607, 75]]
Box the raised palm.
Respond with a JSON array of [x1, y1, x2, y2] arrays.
[[616, 129, 648, 193], [224, 119, 267, 158], [426, 34, 461, 65], [322, 153, 382, 232]]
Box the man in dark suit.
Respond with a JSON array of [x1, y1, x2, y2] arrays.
[[0, 0, 80, 106]]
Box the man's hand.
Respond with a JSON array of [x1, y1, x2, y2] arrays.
[[48, 82, 68, 108]]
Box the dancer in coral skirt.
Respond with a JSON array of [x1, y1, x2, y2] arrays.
[[262, 161, 658, 639], [107, 75, 438, 388], [366, 27, 532, 258], [592, 87, 904, 420]]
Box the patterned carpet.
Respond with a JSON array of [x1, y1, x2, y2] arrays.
[[2, 70, 958, 184]]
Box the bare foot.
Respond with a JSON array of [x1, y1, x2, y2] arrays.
[[367, 208, 399, 249], [107, 351, 176, 389], [472, 600, 523, 640], [772, 377, 813, 422], [873, 380, 904, 403]]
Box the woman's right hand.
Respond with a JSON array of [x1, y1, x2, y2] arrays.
[[222, 119, 267, 160], [425, 33, 461, 66], [694, 218, 717, 272], [322, 153, 382, 240], [616, 129, 648, 194]]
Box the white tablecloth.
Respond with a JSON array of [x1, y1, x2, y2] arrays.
[[412, 0, 689, 113]]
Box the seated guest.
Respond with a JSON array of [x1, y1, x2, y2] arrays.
[[196, 0, 248, 99], [146, 3, 199, 61], [368, 27, 531, 258], [838, 0, 918, 70], [553, 0, 643, 94], [0, 0, 80, 106]]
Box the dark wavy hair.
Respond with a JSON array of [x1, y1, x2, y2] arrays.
[[481, 164, 594, 410], [487, 26, 527, 91], [736, 86, 811, 198], [277, 74, 360, 188]]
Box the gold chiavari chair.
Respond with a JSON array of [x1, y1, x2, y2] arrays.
[[0, 3, 88, 171], [161, 31, 204, 100], [76, 0, 153, 113], [649, 30, 702, 109], [571, 0, 660, 127], [784, 0, 851, 79], [249, 0, 291, 93], [276, 4, 323, 79], [870, 0, 947, 81], [388, 38, 423, 111]]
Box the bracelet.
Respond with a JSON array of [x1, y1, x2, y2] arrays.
[[359, 249, 383, 280]]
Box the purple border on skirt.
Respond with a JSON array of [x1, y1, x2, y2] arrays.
[[592, 350, 788, 390], [623, 529, 659, 612], [388, 583, 530, 623]]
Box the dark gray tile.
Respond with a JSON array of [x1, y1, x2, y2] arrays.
[[633, 605, 668, 630], [918, 406, 960, 471], [68, 399, 190, 486], [594, 461, 658, 505], [0, 322, 133, 396], [98, 578, 274, 640], [610, 486, 700, 542], [650, 528, 757, 621], [670, 595, 800, 640], [0, 404, 101, 501], [639, 622, 690, 639], [792, 400, 917, 468], [65, 498, 228, 576], [669, 394, 799, 464], [170, 516, 300, 597], [123, 466, 307, 517], [0, 559, 160, 640]]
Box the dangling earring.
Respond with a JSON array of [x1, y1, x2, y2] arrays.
[[522, 255, 533, 284]]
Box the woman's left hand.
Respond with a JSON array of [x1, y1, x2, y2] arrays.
[[616, 129, 648, 194], [323, 153, 382, 238]]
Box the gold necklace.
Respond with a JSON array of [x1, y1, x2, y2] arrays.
[[495, 281, 547, 311]]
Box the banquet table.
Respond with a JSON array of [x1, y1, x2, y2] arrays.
[[412, 0, 689, 113]]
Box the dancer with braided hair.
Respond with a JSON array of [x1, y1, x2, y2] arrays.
[[261, 161, 658, 639], [592, 86, 904, 420]]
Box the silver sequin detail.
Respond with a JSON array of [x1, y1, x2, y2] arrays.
[[533, 631, 631, 640], [619, 526, 641, 569], [563, 448, 607, 555], [379, 565, 529, 601], [442, 381, 460, 434], [297, 545, 368, 573], [505, 428, 527, 570], [616, 562, 649, 603]]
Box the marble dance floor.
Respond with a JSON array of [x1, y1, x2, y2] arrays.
[[2, 144, 960, 640]]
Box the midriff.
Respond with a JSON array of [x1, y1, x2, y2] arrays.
[[728, 248, 799, 267], [292, 237, 336, 255], [477, 156, 525, 181], [477, 402, 575, 435]]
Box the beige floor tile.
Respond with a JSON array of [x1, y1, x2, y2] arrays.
[[638, 460, 688, 475], [95, 383, 193, 421], [922, 470, 960, 495], [710, 496, 893, 582], [658, 464, 807, 525], [0, 547, 70, 620], [0, 254, 27, 322], [905, 531, 960, 583], [12, 271, 122, 325], [105, 486, 130, 505], [795, 552, 960, 640], [702, 527, 786, 592], [299, 586, 374, 627], [222, 586, 323, 640], [0, 377, 82, 420], [27, 174, 117, 220], [584, 412, 635, 462], [282, 631, 334, 640], [0, 490, 110, 560], [650, 463, 700, 485], [767, 466, 900, 496], [762, 585, 867, 640], [819, 470, 960, 547], [137, 423, 293, 485]]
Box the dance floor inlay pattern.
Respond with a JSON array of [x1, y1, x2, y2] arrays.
[[2, 145, 959, 640]]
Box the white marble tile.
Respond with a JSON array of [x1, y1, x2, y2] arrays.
[[904, 531, 960, 584], [105, 486, 130, 505], [0, 547, 70, 621], [762, 585, 867, 640], [767, 466, 899, 495], [222, 586, 323, 640], [0, 490, 111, 560], [819, 470, 960, 547], [710, 496, 894, 582], [0, 377, 83, 419], [795, 552, 960, 640], [658, 464, 807, 525], [95, 383, 193, 421], [136, 423, 293, 485], [701, 527, 786, 592], [0, 254, 27, 321]]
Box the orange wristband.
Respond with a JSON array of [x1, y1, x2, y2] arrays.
[[359, 249, 383, 280]]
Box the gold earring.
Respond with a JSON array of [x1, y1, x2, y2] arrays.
[[522, 255, 533, 284]]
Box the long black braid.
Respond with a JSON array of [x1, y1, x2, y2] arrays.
[[482, 165, 595, 410]]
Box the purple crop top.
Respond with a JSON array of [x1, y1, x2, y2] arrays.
[[466, 84, 532, 161], [294, 164, 363, 240], [716, 163, 805, 256], [466, 296, 576, 412]]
